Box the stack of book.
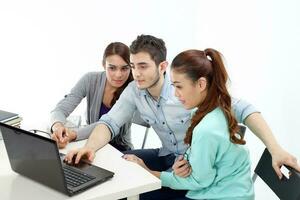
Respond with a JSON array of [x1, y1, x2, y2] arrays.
[[0, 110, 22, 128], [0, 110, 23, 140]]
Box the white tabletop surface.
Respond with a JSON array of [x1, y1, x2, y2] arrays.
[[0, 138, 161, 200]]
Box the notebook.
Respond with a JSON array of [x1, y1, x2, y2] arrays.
[[255, 148, 300, 200], [0, 110, 19, 123], [0, 110, 23, 139]]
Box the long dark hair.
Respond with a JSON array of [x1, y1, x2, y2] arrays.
[[102, 42, 133, 106], [171, 49, 245, 145]]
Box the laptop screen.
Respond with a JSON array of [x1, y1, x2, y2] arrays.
[[0, 123, 68, 194], [0, 122, 114, 196]]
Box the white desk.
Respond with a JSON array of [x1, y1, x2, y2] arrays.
[[0, 139, 161, 200]]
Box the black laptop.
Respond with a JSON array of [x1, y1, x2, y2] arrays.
[[0, 122, 114, 196]]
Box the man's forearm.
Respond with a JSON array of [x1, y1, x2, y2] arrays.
[[244, 112, 281, 153], [85, 124, 111, 152]]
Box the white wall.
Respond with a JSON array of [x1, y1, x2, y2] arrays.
[[1, 0, 300, 199], [193, 1, 300, 198]]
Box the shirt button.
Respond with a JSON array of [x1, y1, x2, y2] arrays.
[[169, 132, 172, 135], [162, 122, 165, 125], [157, 105, 160, 108], [173, 142, 177, 146], [181, 120, 184, 123]]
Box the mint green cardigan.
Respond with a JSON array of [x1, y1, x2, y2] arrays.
[[160, 107, 254, 200]]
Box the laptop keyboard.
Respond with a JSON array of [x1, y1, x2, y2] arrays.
[[63, 165, 96, 188]]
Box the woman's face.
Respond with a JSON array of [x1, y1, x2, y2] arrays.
[[171, 70, 207, 110], [104, 55, 131, 88]]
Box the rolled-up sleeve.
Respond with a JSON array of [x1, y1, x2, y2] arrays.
[[232, 98, 260, 123], [73, 122, 99, 140], [99, 82, 137, 139]]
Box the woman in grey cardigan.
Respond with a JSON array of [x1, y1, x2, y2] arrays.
[[50, 42, 134, 151]]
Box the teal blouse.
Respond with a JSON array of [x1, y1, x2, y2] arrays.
[[160, 107, 254, 200]]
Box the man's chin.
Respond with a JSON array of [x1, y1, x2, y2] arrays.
[[137, 85, 147, 89], [133, 80, 142, 87], [136, 83, 147, 90]]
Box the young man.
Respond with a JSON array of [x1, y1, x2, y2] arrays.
[[65, 35, 300, 198]]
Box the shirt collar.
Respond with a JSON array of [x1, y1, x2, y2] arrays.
[[160, 74, 171, 101], [139, 73, 171, 101]]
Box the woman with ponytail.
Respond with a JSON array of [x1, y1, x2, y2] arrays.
[[126, 48, 254, 200], [164, 48, 254, 199]]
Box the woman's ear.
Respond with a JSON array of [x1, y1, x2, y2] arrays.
[[198, 77, 207, 92], [102, 60, 106, 70]]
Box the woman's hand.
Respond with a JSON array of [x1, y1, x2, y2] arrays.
[[51, 122, 77, 149], [122, 154, 149, 170]]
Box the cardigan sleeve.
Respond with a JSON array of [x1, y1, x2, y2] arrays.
[[50, 72, 91, 129], [161, 131, 224, 190]]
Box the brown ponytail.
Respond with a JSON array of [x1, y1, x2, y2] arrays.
[[171, 49, 245, 145]]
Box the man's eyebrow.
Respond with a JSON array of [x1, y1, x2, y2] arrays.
[[129, 62, 148, 66], [136, 62, 148, 65]]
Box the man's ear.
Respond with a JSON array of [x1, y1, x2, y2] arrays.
[[198, 77, 207, 92], [159, 61, 168, 73]]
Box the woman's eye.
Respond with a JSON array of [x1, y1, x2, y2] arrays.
[[122, 66, 130, 71], [108, 66, 116, 71]]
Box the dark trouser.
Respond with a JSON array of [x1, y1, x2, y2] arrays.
[[109, 141, 131, 152], [123, 148, 188, 200]]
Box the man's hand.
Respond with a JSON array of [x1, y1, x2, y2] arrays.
[[271, 147, 300, 179], [172, 155, 192, 178], [51, 122, 77, 148], [64, 147, 96, 165], [243, 113, 300, 179]]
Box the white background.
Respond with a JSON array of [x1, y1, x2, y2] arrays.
[[1, 0, 300, 199]]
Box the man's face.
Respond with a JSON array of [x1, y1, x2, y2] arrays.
[[130, 52, 160, 89]]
